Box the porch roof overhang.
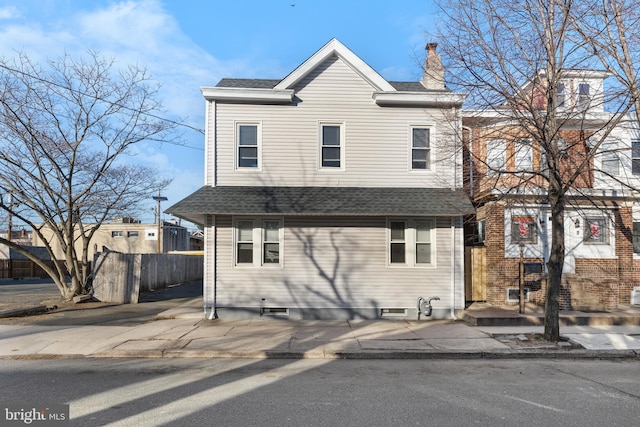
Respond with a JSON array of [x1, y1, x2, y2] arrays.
[[166, 186, 474, 226]]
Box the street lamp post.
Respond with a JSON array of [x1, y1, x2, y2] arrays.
[[152, 192, 168, 253]]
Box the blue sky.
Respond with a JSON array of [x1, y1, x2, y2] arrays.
[[0, 0, 439, 227]]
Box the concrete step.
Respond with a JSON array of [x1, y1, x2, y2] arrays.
[[462, 308, 640, 327]]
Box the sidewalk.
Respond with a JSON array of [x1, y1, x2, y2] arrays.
[[0, 297, 639, 360]]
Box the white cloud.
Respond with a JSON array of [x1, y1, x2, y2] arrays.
[[0, 6, 19, 19]]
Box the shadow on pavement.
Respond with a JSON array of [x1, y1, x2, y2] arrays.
[[0, 280, 203, 327]]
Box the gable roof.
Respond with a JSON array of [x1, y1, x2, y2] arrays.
[[201, 38, 466, 107], [166, 186, 474, 225], [274, 38, 395, 92]]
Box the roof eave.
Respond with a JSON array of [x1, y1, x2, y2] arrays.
[[373, 92, 467, 107], [200, 87, 294, 104]]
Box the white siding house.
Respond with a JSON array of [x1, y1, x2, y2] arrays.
[[168, 39, 472, 319]]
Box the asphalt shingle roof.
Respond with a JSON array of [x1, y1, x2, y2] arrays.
[[166, 186, 474, 225], [215, 79, 444, 93], [216, 78, 281, 89]]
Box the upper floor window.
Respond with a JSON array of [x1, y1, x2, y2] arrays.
[[514, 139, 533, 171], [557, 83, 565, 109], [633, 141, 640, 175], [557, 138, 567, 156], [578, 83, 590, 108], [601, 152, 620, 176], [111, 230, 123, 238], [320, 123, 343, 169], [411, 127, 431, 170], [236, 123, 261, 169], [540, 150, 549, 177], [127, 231, 139, 238], [486, 139, 506, 176]]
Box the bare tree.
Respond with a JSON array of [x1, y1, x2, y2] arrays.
[[434, 0, 635, 340], [572, 0, 640, 125], [0, 51, 175, 300]]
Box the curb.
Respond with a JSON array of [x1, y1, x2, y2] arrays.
[[2, 349, 637, 360]]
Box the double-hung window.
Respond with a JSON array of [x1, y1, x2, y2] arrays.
[[235, 218, 282, 266], [632, 141, 640, 175], [236, 220, 254, 263], [388, 219, 435, 266], [557, 83, 565, 109], [601, 153, 620, 176], [263, 220, 280, 264], [514, 138, 533, 172], [236, 123, 260, 169], [389, 221, 406, 264], [633, 222, 640, 254], [578, 83, 590, 109], [320, 123, 343, 169], [411, 127, 431, 170], [486, 139, 506, 176]]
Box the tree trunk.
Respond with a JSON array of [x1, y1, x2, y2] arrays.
[[545, 189, 565, 341]]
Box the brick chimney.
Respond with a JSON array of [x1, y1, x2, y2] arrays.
[[421, 42, 445, 90]]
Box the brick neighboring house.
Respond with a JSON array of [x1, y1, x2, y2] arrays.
[[463, 69, 640, 310], [168, 39, 473, 320]]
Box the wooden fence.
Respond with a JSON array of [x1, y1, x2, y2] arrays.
[[0, 259, 57, 279], [92, 252, 203, 303]]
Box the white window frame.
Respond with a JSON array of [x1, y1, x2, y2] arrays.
[[514, 138, 533, 172], [233, 217, 283, 267], [235, 121, 262, 171], [632, 141, 640, 176], [410, 126, 432, 171], [318, 122, 345, 171], [578, 83, 590, 108], [111, 230, 123, 238], [601, 152, 620, 176], [387, 218, 436, 267], [557, 82, 566, 109], [486, 139, 506, 176]]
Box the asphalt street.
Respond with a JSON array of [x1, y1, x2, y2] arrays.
[[1, 358, 639, 427]]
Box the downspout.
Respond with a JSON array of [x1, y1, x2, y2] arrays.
[[451, 217, 457, 320], [462, 126, 473, 198]]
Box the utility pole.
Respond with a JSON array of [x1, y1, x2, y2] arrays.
[[152, 191, 168, 253]]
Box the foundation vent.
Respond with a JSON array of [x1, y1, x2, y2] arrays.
[[381, 308, 407, 317], [261, 307, 289, 317]]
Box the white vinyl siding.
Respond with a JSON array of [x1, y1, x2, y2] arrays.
[[213, 216, 463, 310], [213, 56, 459, 188]]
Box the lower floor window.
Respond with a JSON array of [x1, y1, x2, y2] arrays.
[[584, 217, 608, 244], [388, 218, 434, 266], [235, 218, 282, 266], [634, 222, 640, 254]]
